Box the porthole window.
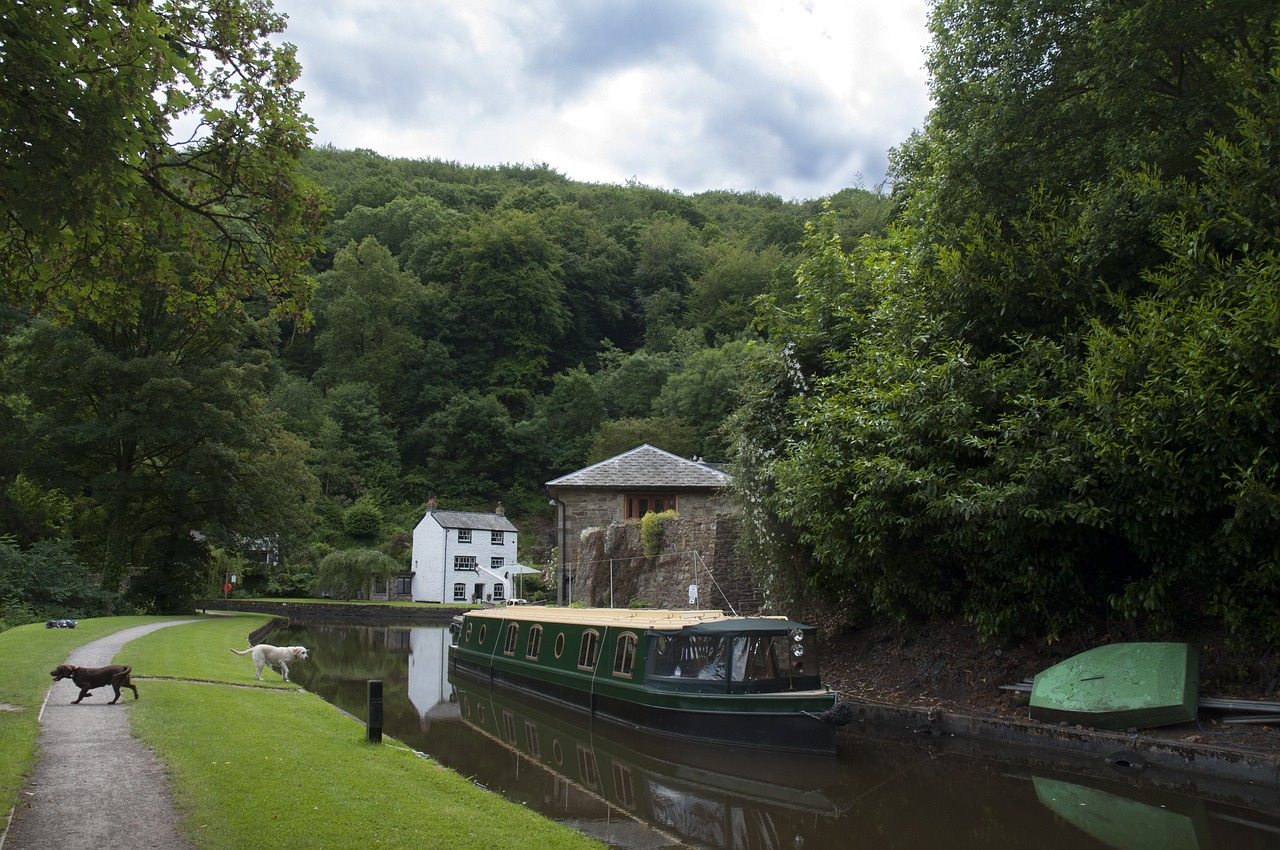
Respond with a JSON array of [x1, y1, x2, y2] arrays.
[[554, 631, 565, 659], [478, 624, 487, 644]]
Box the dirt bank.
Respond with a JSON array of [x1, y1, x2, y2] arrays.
[[818, 616, 1280, 801]]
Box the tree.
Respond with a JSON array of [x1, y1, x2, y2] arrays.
[[730, 1, 1280, 643], [315, 548, 399, 600], [588, 418, 700, 464], [1081, 67, 1280, 638], [312, 236, 427, 418], [1, 0, 324, 328], [420, 209, 571, 407], [654, 340, 759, 461], [7, 312, 319, 611]]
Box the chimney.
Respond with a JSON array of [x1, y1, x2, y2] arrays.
[[427, 495, 437, 513], [495, 501, 504, 517]]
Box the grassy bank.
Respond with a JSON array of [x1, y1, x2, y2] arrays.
[[6, 615, 603, 850], [0, 616, 188, 810]]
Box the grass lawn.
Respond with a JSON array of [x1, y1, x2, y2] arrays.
[[0, 616, 192, 812], [117, 615, 605, 849]]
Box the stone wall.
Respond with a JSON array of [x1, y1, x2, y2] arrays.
[[195, 599, 463, 623], [573, 515, 764, 613], [555, 488, 738, 592]]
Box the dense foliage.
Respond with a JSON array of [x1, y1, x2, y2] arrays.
[[732, 0, 1280, 645], [6, 0, 1276, 655]]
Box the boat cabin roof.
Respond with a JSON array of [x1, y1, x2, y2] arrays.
[[461, 607, 811, 634]]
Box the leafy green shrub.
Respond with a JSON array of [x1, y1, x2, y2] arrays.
[[640, 509, 677, 560]]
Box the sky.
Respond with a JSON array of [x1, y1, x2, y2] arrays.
[[270, 0, 934, 201]]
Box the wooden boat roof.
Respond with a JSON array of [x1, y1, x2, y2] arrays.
[[461, 606, 809, 633]]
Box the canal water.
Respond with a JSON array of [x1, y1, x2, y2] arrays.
[[269, 622, 1280, 850]]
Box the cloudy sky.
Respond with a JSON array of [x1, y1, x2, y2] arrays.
[[270, 0, 934, 200]]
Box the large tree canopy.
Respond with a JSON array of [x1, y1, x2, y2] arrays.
[[1, 0, 324, 613], [732, 0, 1280, 644], [1, 0, 324, 327]]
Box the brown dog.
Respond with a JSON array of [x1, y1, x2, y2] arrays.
[[50, 664, 139, 704]]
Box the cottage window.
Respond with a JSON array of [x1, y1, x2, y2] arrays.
[[578, 629, 601, 671], [491, 557, 504, 570], [454, 555, 477, 571], [526, 625, 543, 660], [396, 575, 412, 595], [458, 529, 472, 543], [491, 530, 504, 545], [453, 583, 466, 601], [492, 584, 505, 601], [625, 494, 677, 519], [503, 622, 520, 656], [613, 633, 638, 678]]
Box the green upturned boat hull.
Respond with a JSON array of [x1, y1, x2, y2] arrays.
[[1029, 642, 1199, 730]]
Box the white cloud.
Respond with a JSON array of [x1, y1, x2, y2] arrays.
[[273, 0, 932, 199]]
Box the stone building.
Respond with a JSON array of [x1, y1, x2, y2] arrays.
[[545, 444, 744, 606]]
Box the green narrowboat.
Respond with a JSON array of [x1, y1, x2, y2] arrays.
[[448, 607, 851, 755]]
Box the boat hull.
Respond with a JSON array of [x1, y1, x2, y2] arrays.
[[451, 655, 840, 754], [1029, 642, 1199, 730]]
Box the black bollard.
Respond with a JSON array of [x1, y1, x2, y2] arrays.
[[367, 679, 383, 744]]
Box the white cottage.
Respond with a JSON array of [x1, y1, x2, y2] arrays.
[[410, 501, 518, 604]]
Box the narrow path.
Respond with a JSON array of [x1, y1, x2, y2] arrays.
[[3, 620, 199, 850]]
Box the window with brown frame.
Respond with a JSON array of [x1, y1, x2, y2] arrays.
[[624, 494, 677, 519]]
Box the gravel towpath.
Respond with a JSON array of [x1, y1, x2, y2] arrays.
[[3, 620, 199, 850]]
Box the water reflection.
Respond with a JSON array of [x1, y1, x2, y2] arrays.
[[271, 622, 1280, 850], [1034, 775, 1209, 850]]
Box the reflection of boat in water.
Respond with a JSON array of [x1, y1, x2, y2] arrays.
[[451, 675, 841, 850], [1034, 775, 1210, 850], [449, 607, 850, 755], [1029, 642, 1199, 730]]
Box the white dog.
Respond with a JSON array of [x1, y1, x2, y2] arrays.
[[229, 644, 309, 681]]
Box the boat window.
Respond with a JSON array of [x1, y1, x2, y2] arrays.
[[478, 625, 487, 645], [730, 631, 820, 690], [554, 632, 565, 659], [524, 721, 540, 758], [577, 745, 599, 789], [464, 621, 473, 642], [649, 635, 726, 682], [525, 625, 543, 660], [613, 763, 636, 810], [578, 629, 601, 670], [503, 622, 519, 655], [612, 633, 638, 678]]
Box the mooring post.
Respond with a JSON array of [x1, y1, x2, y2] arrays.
[[367, 679, 383, 744]]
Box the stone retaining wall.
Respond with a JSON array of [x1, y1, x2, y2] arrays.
[[574, 515, 764, 612], [195, 599, 464, 623]]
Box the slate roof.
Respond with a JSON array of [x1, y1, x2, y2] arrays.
[[546, 444, 732, 490], [425, 510, 517, 532]]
